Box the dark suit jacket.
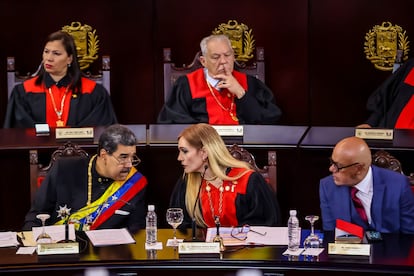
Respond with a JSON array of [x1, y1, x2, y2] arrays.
[[319, 165, 414, 233]]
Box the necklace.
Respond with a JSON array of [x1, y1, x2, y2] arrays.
[[87, 154, 98, 206], [205, 180, 224, 220], [48, 86, 69, 127], [206, 79, 238, 121]]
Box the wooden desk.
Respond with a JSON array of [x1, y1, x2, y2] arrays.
[[149, 124, 308, 147], [300, 126, 414, 150], [1, 229, 414, 275], [0, 125, 147, 150]]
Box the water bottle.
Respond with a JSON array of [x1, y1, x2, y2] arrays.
[[145, 205, 157, 246], [287, 209, 300, 251]]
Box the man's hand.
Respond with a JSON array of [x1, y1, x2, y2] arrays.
[[214, 70, 245, 99]]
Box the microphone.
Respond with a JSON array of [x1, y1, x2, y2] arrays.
[[191, 164, 208, 241]]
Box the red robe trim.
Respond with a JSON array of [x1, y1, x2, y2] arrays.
[[187, 69, 247, 125], [23, 77, 96, 127], [200, 168, 254, 227], [395, 69, 414, 129]]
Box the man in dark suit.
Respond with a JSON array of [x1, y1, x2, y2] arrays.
[[319, 136, 414, 233]]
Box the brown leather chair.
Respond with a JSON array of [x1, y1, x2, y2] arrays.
[[7, 55, 111, 100], [29, 142, 88, 202], [372, 150, 414, 186], [228, 144, 277, 194], [163, 47, 265, 103]]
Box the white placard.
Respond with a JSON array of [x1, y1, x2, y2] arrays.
[[37, 242, 79, 255], [178, 242, 220, 254], [355, 128, 393, 140], [56, 127, 94, 139], [328, 242, 371, 256], [212, 125, 244, 136]]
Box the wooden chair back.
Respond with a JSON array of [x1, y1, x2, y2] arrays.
[[372, 150, 414, 186], [228, 144, 277, 194], [29, 142, 88, 202]]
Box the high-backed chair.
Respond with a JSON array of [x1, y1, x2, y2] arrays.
[[372, 150, 414, 186], [7, 55, 111, 100], [163, 47, 265, 103], [228, 144, 277, 194], [29, 142, 88, 203]]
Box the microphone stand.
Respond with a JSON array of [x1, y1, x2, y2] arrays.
[[212, 216, 225, 251]]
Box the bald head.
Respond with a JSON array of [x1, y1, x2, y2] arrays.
[[329, 137, 372, 186], [333, 137, 372, 166]]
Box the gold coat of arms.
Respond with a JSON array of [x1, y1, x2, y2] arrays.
[[62, 22, 100, 70], [212, 20, 255, 63], [364, 22, 409, 71]]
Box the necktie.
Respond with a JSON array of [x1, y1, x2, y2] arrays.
[[351, 187, 368, 224]]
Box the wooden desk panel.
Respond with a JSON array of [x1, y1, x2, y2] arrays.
[[1, 229, 414, 275], [0, 125, 147, 150], [301, 126, 414, 150], [149, 124, 308, 147]]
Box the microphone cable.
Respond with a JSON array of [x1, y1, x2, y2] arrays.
[[192, 164, 208, 240]]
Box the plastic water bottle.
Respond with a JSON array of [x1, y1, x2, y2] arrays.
[[145, 205, 157, 246], [287, 209, 300, 251]]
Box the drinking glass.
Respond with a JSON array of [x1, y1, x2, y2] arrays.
[[36, 214, 52, 244], [166, 208, 184, 246], [303, 215, 320, 249]]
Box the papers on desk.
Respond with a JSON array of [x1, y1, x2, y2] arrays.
[[0, 231, 19, 247], [85, 228, 135, 246], [205, 226, 289, 246]]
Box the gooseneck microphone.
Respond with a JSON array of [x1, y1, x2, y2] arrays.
[[192, 164, 208, 241]]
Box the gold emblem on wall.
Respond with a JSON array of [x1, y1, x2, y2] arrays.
[[61, 22, 100, 70], [364, 22, 410, 71], [212, 20, 255, 63]]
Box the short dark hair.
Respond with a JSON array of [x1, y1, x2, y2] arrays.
[[98, 124, 137, 154]]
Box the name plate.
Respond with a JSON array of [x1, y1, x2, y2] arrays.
[[56, 127, 94, 139], [328, 242, 371, 256], [37, 242, 79, 255], [212, 125, 244, 136], [178, 242, 220, 255], [355, 128, 393, 140]]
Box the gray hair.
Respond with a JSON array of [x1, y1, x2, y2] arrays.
[[200, 34, 233, 56], [98, 124, 137, 154]]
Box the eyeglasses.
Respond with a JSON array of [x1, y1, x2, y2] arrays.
[[329, 158, 359, 173], [111, 153, 141, 166], [230, 225, 267, 241]]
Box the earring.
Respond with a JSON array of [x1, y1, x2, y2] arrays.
[[67, 63, 71, 67]]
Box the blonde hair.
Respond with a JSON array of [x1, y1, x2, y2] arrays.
[[178, 123, 252, 226]]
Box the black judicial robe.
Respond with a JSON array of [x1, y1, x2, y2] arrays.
[[157, 69, 282, 124], [365, 58, 414, 128], [23, 156, 147, 233], [4, 75, 118, 128], [169, 168, 281, 228]]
